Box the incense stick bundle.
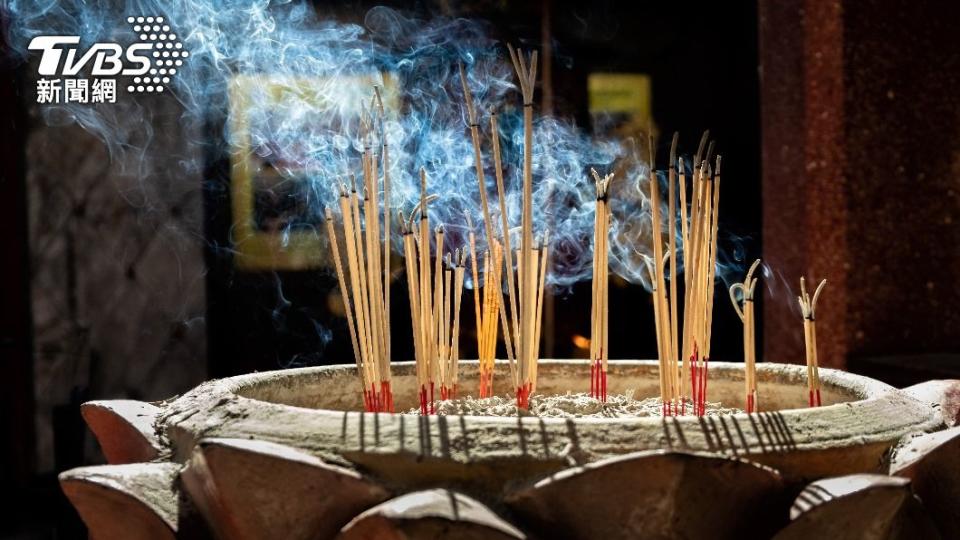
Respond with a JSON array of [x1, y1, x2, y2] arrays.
[[674, 138, 721, 417], [399, 170, 469, 413], [730, 259, 762, 413], [459, 68, 514, 399], [325, 177, 393, 412], [324, 95, 397, 413], [798, 277, 827, 407], [458, 48, 543, 408], [508, 44, 541, 409], [436, 251, 466, 400], [590, 169, 613, 401], [490, 112, 521, 366], [399, 170, 441, 414], [646, 134, 681, 415], [470, 238, 503, 398]]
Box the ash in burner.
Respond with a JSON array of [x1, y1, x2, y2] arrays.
[[407, 392, 741, 418]]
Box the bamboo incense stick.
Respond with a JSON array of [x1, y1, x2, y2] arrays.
[[508, 44, 540, 409], [646, 133, 680, 413], [703, 155, 720, 359], [490, 112, 520, 360], [373, 87, 392, 378], [328, 168, 394, 412], [459, 64, 497, 251], [400, 212, 429, 414], [532, 233, 549, 391], [798, 277, 827, 407], [417, 169, 434, 413], [325, 208, 364, 395], [667, 133, 680, 410], [730, 259, 762, 413], [451, 251, 466, 396], [590, 169, 613, 400]]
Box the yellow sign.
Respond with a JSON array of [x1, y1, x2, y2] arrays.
[[587, 73, 652, 122]]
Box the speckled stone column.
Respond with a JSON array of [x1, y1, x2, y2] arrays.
[[759, 0, 960, 369]]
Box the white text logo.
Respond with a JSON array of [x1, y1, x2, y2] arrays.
[[29, 16, 188, 103]]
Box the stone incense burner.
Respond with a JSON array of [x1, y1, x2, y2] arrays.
[[63, 360, 960, 539]]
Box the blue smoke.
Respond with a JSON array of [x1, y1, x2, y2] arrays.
[[5, 1, 744, 289]]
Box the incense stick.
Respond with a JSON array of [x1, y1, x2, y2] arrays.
[[327, 169, 393, 412], [667, 133, 680, 410], [590, 169, 613, 400], [798, 277, 827, 407], [646, 133, 679, 413], [508, 44, 540, 409], [730, 259, 762, 413], [490, 113, 520, 361], [373, 87, 392, 380]]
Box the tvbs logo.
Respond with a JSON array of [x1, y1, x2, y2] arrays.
[[28, 16, 188, 104]]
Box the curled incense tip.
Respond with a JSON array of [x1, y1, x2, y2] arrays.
[[694, 130, 710, 167], [703, 140, 716, 169], [372, 85, 384, 116]]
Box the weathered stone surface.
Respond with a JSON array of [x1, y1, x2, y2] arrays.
[[507, 450, 786, 539], [774, 474, 939, 539], [60, 362, 957, 538], [82, 400, 165, 464], [180, 437, 389, 540], [60, 462, 181, 540], [158, 361, 943, 487], [890, 426, 960, 538], [337, 489, 525, 540], [901, 380, 960, 428]]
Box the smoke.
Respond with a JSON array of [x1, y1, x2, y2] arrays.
[[4, 0, 744, 290]]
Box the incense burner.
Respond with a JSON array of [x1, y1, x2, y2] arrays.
[[63, 360, 959, 539]]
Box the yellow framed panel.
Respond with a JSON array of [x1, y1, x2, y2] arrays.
[[228, 73, 396, 270]]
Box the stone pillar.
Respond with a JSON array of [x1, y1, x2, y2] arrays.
[[759, 0, 960, 369]]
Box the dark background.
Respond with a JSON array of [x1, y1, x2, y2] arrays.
[[5, 0, 960, 538], [206, 0, 761, 381]]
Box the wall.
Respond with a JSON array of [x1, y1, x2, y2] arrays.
[[25, 91, 207, 471], [759, 0, 960, 370]]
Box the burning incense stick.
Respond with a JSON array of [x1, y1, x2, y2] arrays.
[[636, 131, 724, 417], [326, 174, 393, 412], [532, 233, 549, 391], [436, 250, 466, 400], [646, 133, 682, 414], [730, 259, 762, 413], [798, 277, 827, 407], [667, 133, 680, 408], [490, 112, 520, 359], [508, 44, 542, 409], [471, 242, 503, 397], [590, 169, 613, 400], [373, 87, 392, 375], [459, 64, 497, 250], [459, 66, 515, 398]]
